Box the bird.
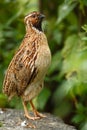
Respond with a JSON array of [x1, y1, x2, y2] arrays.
[[3, 11, 51, 120]]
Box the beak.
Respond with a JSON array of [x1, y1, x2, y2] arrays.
[[39, 14, 45, 19]]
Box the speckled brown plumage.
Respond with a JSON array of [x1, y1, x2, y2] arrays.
[[3, 11, 51, 122]]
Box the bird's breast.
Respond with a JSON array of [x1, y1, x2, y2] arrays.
[[23, 45, 51, 101], [23, 32, 51, 101], [35, 44, 51, 77]]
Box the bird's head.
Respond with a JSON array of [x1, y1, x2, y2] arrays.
[[24, 11, 45, 31]]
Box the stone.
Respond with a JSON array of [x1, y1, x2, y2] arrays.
[[0, 108, 77, 130]]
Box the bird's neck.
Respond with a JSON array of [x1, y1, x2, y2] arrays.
[[26, 22, 43, 35], [33, 24, 42, 31]]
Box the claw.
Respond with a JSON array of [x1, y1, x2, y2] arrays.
[[24, 114, 40, 120], [34, 111, 46, 118]]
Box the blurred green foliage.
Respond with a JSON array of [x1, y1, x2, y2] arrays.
[[0, 0, 87, 130]]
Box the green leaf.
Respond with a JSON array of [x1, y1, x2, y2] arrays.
[[72, 114, 86, 123], [37, 88, 51, 110], [53, 79, 75, 103], [48, 51, 62, 75], [62, 34, 78, 58], [76, 103, 86, 113], [57, 2, 77, 24], [64, 0, 74, 4], [82, 24, 87, 32], [0, 93, 8, 108], [53, 100, 72, 118], [81, 122, 87, 130]]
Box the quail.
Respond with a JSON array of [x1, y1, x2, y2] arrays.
[[3, 11, 51, 120]]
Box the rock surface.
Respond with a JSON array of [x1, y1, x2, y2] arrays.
[[0, 108, 77, 130]]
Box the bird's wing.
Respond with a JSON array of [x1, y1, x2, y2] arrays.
[[3, 37, 39, 96]]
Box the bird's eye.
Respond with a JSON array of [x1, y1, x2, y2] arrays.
[[32, 14, 36, 18]]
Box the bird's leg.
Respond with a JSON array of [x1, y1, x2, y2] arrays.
[[22, 99, 39, 120], [30, 100, 46, 118]]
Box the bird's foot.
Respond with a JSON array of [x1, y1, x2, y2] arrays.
[[34, 111, 46, 118], [29, 100, 46, 119], [24, 113, 40, 120]]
